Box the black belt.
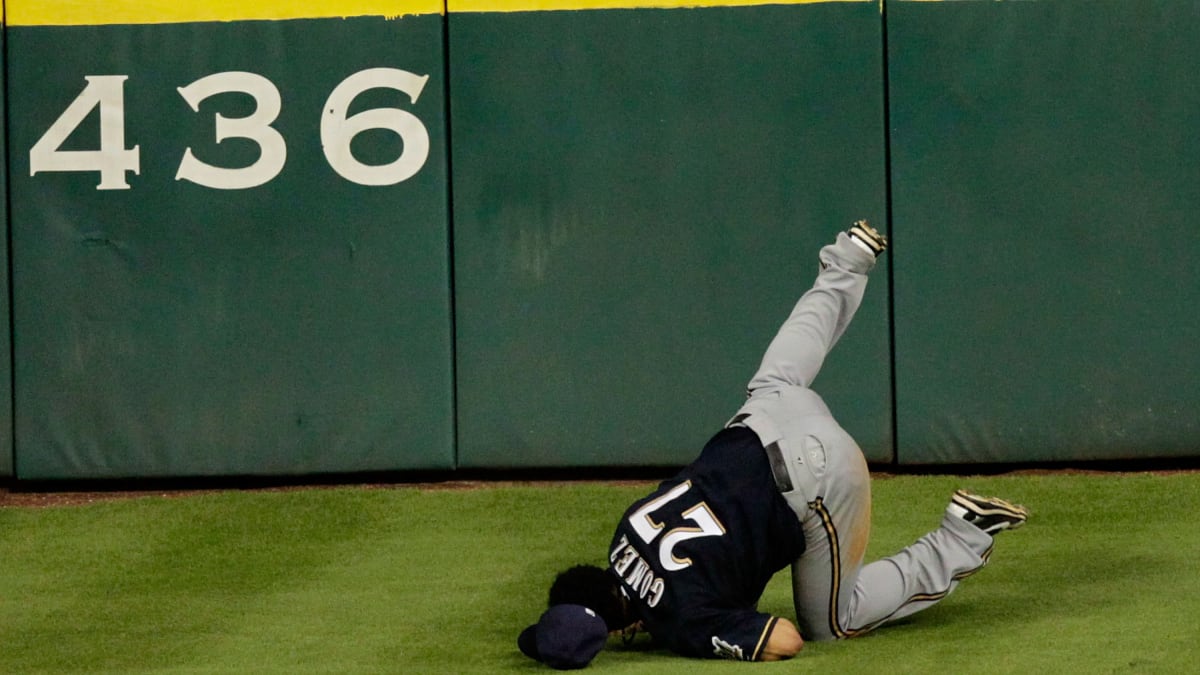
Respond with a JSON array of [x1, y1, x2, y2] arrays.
[[763, 441, 795, 493]]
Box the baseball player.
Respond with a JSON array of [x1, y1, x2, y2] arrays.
[[519, 222, 1029, 667]]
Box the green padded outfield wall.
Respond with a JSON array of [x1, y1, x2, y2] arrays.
[[450, 0, 892, 468], [888, 0, 1200, 464], [8, 2, 454, 478], [0, 19, 12, 480]]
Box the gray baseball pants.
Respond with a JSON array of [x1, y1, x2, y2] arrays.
[[729, 232, 996, 641]]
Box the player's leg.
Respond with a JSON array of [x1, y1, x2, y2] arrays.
[[787, 434, 874, 641], [838, 492, 1027, 632], [793, 478, 1028, 640], [744, 223, 885, 395]]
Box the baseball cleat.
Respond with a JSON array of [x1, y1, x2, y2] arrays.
[[948, 490, 1029, 535], [847, 220, 888, 258]]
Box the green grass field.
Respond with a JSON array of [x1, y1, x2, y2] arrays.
[[2, 472, 1198, 673]]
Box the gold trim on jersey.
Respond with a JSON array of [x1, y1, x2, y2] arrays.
[[751, 615, 778, 661]]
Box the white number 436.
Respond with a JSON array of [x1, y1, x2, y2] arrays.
[[28, 68, 432, 191]]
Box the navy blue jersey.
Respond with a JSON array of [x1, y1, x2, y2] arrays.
[[607, 426, 806, 660]]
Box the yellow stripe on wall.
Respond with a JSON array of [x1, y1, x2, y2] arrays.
[[11, 0, 869, 26], [450, 0, 868, 12], [7, 1, 444, 27]]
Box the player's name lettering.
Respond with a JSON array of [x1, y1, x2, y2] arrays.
[[610, 535, 666, 608]]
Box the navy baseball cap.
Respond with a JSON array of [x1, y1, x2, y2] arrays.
[[518, 604, 607, 670]]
